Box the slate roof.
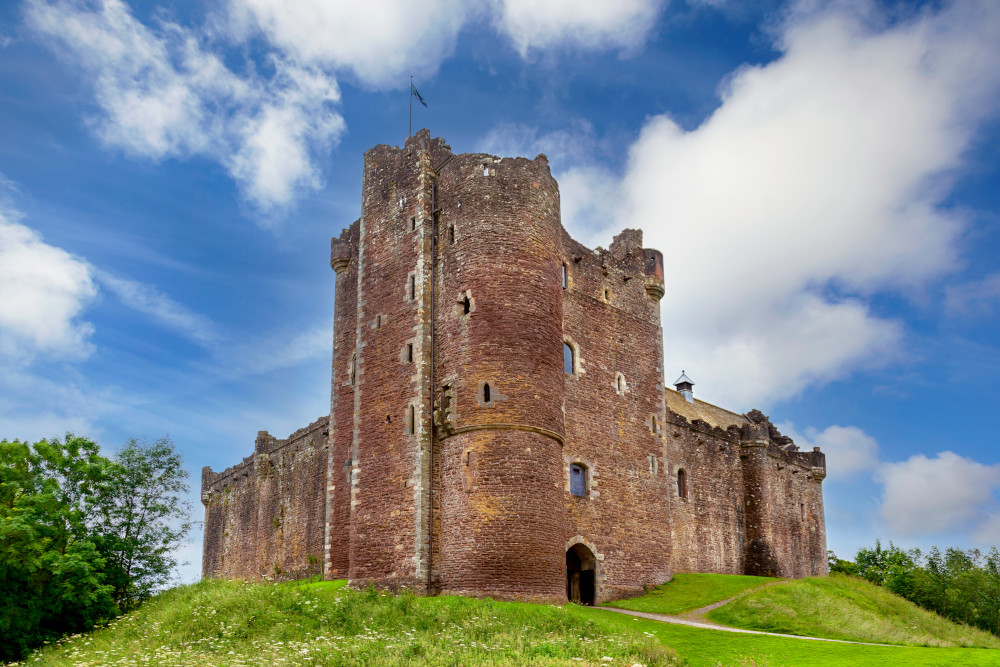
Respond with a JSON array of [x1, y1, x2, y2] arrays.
[[664, 388, 749, 430]]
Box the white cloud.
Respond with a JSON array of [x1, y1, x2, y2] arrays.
[[225, 0, 472, 88], [95, 271, 220, 347], [0, 207, 96, 361], [780, 422, 880, 482], [25, 0, 345, 212], [492, 0, 665, 55], [552, 0, 1000, 407], [877, 451, 1000, 536]]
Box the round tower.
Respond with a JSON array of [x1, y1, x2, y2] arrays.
[[432, 151, 566, 602]]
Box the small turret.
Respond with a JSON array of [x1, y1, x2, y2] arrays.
[[674, 371, 694, 403]]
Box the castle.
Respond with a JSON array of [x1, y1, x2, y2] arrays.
[[201, 131, 828, 604]]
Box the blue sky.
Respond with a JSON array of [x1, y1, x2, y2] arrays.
[[2, 0, 1000, 583]]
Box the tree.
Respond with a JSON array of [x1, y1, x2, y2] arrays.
[[91, 437, 193, 610], [0, 437, 117, 662]]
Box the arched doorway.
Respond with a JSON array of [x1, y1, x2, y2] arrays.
[[566, 543, 596, 605]]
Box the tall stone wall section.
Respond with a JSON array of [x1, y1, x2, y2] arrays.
[[201, 417, 329, 580], [665, 414, 747, 575], [560, 229, 673, 600]]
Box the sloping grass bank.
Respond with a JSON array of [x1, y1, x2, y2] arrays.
[[20, 579, 676, 666], [607, 573, 776, 615], [705, 574, 1000, 648], [585, 608, 1000, 667]]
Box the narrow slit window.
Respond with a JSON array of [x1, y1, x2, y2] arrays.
[[448, 224, 455, 244], [651, 415, 658, 434], [677, 469, 687, 498], [411, 217, 416, 231], [350, 355, 357, 386], [409, 275, 416, 300], [564, 342, 575, 375], [408, 405, 416, 435], [483, 383, 491, 403], [604, 288, 611, 302], [570, 464, 586, 497], [462, 295, 471, 315], [376, 314, 382, 329], [406, 343, 413, 363], [617, 374, 624, 393], [562, 263, 568, 288]]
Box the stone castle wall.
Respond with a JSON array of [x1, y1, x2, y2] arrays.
[[201, 130, 828, 597], [201, 417, 329, 581]]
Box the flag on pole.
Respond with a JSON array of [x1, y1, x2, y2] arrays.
[[411, 82, 428, 108]]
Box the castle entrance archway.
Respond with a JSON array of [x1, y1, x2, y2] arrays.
[[566, 544, 596, 605]]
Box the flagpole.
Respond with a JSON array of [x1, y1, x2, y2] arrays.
[[409, 75, 413, 138]]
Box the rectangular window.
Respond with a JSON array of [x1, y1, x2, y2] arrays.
[[570, 464, 586, 497], [409, 275, 416, 300], [406, 343, 413, 363]]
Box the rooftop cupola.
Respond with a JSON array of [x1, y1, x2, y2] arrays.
[[674, 371, 694, 403]]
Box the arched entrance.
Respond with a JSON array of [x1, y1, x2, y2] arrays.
[[566, 543, 596, 605]]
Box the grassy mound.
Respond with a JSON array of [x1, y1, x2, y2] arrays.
[[706, 574, 1000, 648], [607, 573, 776, 615], [21, 579, 678, 666]]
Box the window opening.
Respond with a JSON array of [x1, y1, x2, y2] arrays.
[[408, 405, 416, 435], [448, 224, 455, 244], [604, 288, 611, 302], [570, 464, 587, 497], [411, 217, 416, 231], [483, 383, 491, 403], [617, 374, 624, 393], [677, 469, 687, 498], [562, 263, 568, 288], [462, 295, 471, 315], [350, 355, 357, 386], [406, 343, 413, 363], [409, 275, 416, 300], [376, 314, 382, 329], [441, 384, 452, 414], [651, 415, 658, 434], [564, 343, 575, 375]]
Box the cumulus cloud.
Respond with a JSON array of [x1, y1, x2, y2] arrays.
[[225, 0, 471, 87], [877, 451, 1000, 536], [0, 207, 97, 361], [780, 422, 880, 482], [492, 0, 665, 55], [95, 271, 220, 347], [25, 0, 345, 212], [550, 0, 1000, 407]]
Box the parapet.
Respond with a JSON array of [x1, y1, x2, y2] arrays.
[[201, 415, 330, 502]]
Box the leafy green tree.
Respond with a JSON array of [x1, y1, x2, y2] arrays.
[[91, 437, 193, 611], [855, 539, 916, 598], [827, 550, 857, 576], [0, 437, 117, 662]]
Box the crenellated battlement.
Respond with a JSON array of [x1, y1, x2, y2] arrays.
[[201, 416, 329, 501]]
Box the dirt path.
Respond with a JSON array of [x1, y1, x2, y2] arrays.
[[600, 597, 898, 647]]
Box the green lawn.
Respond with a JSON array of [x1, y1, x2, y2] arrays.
[[607, 573, 776, 615], [706, 574, 1000, 649], [583, 607, 1000, 667]]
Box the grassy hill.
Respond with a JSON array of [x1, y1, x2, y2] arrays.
[[705, 573, 1000, 649], [18, 579, 676, 666], [18, 574, 1000, 666]]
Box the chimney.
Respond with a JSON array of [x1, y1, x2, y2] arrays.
[[674, 371, 694, 403]]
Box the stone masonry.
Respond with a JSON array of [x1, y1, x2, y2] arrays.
[[201, 131, 828, 604]]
